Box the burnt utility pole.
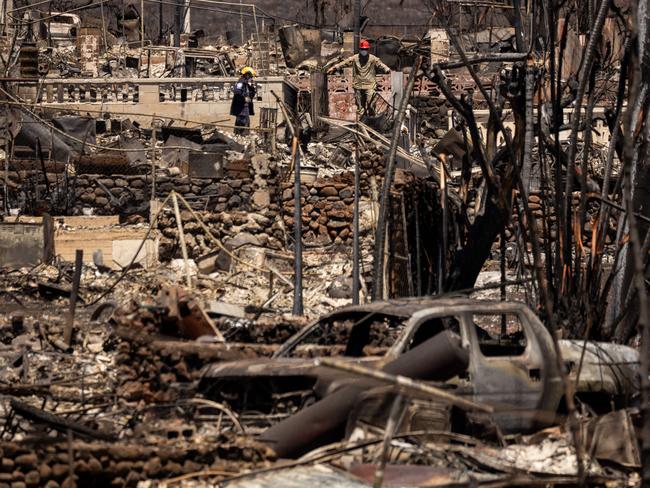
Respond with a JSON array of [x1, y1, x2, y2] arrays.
[[174, 0, 182, 47], [292, 135, 304, 316], [353, 0, 360, 53], [158, 0, 163, 43]]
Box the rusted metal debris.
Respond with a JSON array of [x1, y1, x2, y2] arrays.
[[157, 285, 225, 341]]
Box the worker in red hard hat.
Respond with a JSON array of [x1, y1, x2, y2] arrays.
[[327, 39, 391, 116]]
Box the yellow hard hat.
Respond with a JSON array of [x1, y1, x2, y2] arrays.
[[241, 66, 257, 77]]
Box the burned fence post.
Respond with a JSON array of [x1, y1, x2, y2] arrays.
[[292, 135, 304, 316], [352, 133, 361, 305], [171, 192, 192, 290], [63, 249, 83, 347], [150, 123, 157, 198], [439, 155, 448, 293]]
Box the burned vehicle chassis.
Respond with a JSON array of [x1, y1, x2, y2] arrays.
[[201, 298, 639, 444]]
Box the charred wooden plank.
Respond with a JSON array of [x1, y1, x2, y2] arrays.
[[10, 398, 117, 442]]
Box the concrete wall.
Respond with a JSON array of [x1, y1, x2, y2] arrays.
[[15, 76, 293, 128]]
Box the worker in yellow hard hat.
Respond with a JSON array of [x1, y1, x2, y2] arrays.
[[230, 66, 258, 135]]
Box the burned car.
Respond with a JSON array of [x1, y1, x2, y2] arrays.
[[199, 298, 639, 456]]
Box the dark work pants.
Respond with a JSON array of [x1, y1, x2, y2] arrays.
[[234, 114, 250, 135]]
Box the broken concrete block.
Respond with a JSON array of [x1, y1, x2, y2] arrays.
[[112, 238, 159, 269], [204, 301, 246, 318], [196, 249, 231, 274], [251, 153, 271, 176]]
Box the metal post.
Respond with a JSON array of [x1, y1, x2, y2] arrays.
[[150, 125, 157, 198], [172, 193, 192, 290], [352, 133, 360, 304], [174, 0, 181, 47], [252, 6, 264, 73], [140, 0, 144, 48], [158, 0, 163, 43], [183, 0, 191, 34], [353, 0, 360, 53], [292, 136, 303, 316], [440, 155, 448, 293], [239, 0, 244, 45], [99, 0, 108, 52], [63, 250, 83, 347]]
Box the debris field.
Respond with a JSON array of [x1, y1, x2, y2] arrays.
[[0, 0, 649, 487]]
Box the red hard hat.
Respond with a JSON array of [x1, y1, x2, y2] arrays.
[[359, 39, 370, 49]]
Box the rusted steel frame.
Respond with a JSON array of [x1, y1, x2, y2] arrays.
[[372, 56, 422, 300], [561, 0, 613, 286], [317, 358, 492, 413]]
